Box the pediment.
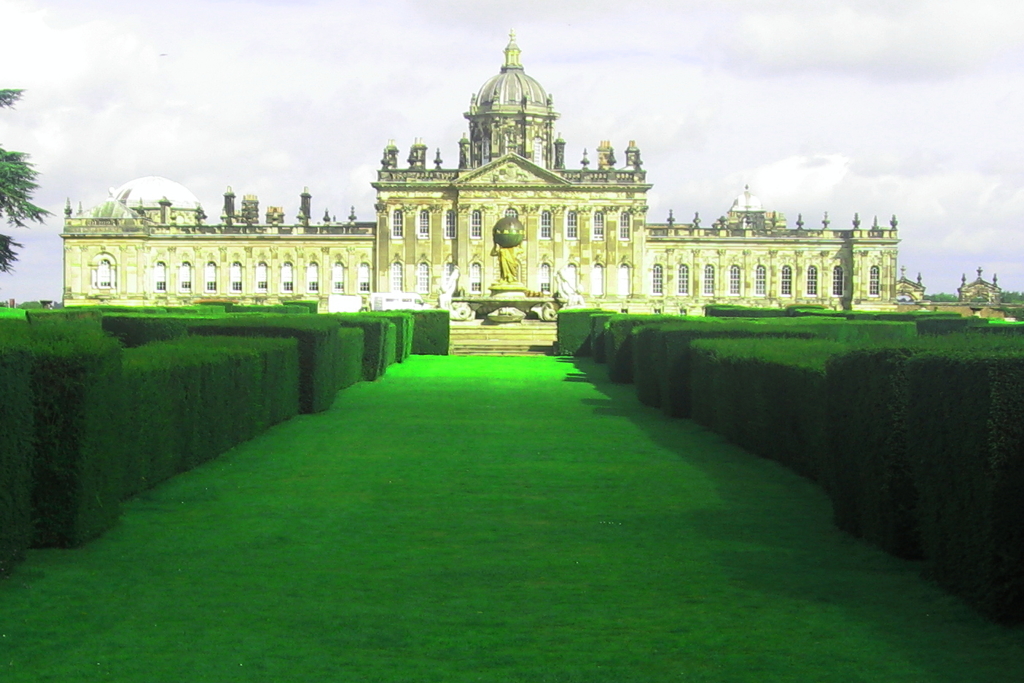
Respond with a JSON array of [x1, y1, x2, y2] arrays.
[[455, 154, 572, 187]]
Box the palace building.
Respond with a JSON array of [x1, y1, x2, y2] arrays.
[[62, 33, 900, 313]]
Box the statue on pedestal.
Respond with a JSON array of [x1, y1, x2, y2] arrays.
[[489, 216, 527, 296]]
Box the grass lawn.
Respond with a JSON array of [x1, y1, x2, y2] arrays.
[[2, 355, 1022, 682]]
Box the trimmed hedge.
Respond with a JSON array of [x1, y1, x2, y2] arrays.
[[704, 304, 787, 318], [187, 316, 356, 413], [604, 314, 681, 383], [409, 309, 450, 355], [102, 314, 194, 347], [12, 324, 126, 548], [225, 304, 309, 315], [824, 346, 921, 558], [330, 314, 397, 381], [590, 313, 615, 363], [689, 338, 846, 481], [0, 342, 34, 575], [120, 336, 300, 497], [556, 308, 606, 356], [906, 349, 1024, 623], [362, 311, 414, 362]]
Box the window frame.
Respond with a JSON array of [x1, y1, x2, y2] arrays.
[[391, 209, 404, 239], [566, 211, 578, 240], [728, 265, 741, 296], [540, 211, 552, 240], [807, 265, 819, 297], [754, 264, 766, 296], [677, 264, 689, 295], [703, 265, 715, 296]]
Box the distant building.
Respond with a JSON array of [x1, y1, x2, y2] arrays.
[[62, 32, 900, 312], [958, 268, 1002, 304]]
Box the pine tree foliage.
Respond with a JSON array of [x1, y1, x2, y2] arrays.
[[1, 89, 49, 273]]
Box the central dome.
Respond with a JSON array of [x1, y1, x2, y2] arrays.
[[475, 31, 549, 110], [111, 176, 201, 210]]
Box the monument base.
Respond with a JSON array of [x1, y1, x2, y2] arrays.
[[488, 282, 527, 298]]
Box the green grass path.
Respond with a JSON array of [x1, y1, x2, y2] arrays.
[[2, 356, 1023, 682]]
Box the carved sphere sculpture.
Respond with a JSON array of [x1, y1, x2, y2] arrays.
[[492, 216, 525, 248]]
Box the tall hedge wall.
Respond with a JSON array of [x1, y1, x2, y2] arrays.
[[604, 314, 681, 383], [361, 311, 414, 362], [331, 314, 397, 381], [120, 336, 300, 497], [409, 309, 450, 355], [689, 338, 845, 481], [555, 308, 606, 356], [187, 316, 354, 413], [906, 350, 1024, 623], [589, 313, 615, 364], [17, 324, 126, 548], [0, 343, 34, 575]]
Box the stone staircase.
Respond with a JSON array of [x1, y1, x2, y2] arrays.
[[449, 320, 558, 356]]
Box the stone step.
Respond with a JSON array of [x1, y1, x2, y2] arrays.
[[450, 342, 554, 357]]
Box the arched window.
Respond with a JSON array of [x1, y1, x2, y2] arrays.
[[418, 210, 430, 238], [754, 265, 766, 296], [205, 262, 218, 293], [281, 262, 294, 293], [869, 265, 880, 297], [807, 266, 819, 296], [619, 212, 631, 240], [179, 262, 192, 293], [332, 262, 346, 293], [592, 212, 605, 240], [96, 258, 114, 289], [703, 265, 715, 296], [391, 209, 404, 238], [230, 262, 243, 293], [729, 265, 741, 295], [505, 208, 518, 219], [540, 211, 552, 239], [470, 263, 482, 293], [677, 264, 689, 295], [470, 210, 482, 239], [256, 262, 268, 293], [444, 210, 456, 239], [357, 263, 371, 293], [833, 266, 844, 296], [591, 264, 605, 296], [154, 262, 167, 292], [390, 262, 404, 292], [566, 263, 579, 290], [416, 263, 430, 294], [652, 264, 664, 295], [444, 261, 456, 278], [306, 262, 319, 293], [780, 266, 792, 296], [566, 211, 578, 240], [539, 263, 552, 293], [618, 264, 631, 296]]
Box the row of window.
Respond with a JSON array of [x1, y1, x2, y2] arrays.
[[390, 208, 632, 241], [147, 261, 373, 295], [650, 264, 879, 297], [96, 258, 880, 299]]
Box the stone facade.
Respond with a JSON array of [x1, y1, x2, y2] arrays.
[[61, 33, 900, 313]]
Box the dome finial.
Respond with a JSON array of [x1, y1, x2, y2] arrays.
[[504, 29, 521, 69]]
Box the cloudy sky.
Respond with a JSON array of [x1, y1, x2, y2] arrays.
[[2, 0, 1022, 301]]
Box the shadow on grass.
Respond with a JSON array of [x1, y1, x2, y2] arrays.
[[570, 357, 1024, 683]]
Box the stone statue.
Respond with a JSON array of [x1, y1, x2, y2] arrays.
[[439, 265, 459, 311], [491, 243, 522, 284], [554, 266, 585, 308]]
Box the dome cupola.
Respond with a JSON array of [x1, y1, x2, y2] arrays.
[[474, 31, 550, 112]]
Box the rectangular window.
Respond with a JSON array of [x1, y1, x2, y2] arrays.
[[592, 212, 605, 240], [833, 266, 844, 296], [416, 263, 430, 294], [652, 265, 664, 295], [391, 262, 403, 292], [418, 210, 430, 239], [781, 267, 792, 296], [703, 266, 715, 296], [540, 211, 552, 239], [755, 266, 766, 296], [807, 267, 819, 296], [391, 210, 404, 238], [256, 263, 268, 293], [445, 211, 456, 239], [332, 263, 345, 293], [619, 213, 631, 240], [729, 266, 740, 296], [869, 266, 880, 297], [470, 211, 482, 239], [539, 263, 551, 293], [566, 211, 578, 240]]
